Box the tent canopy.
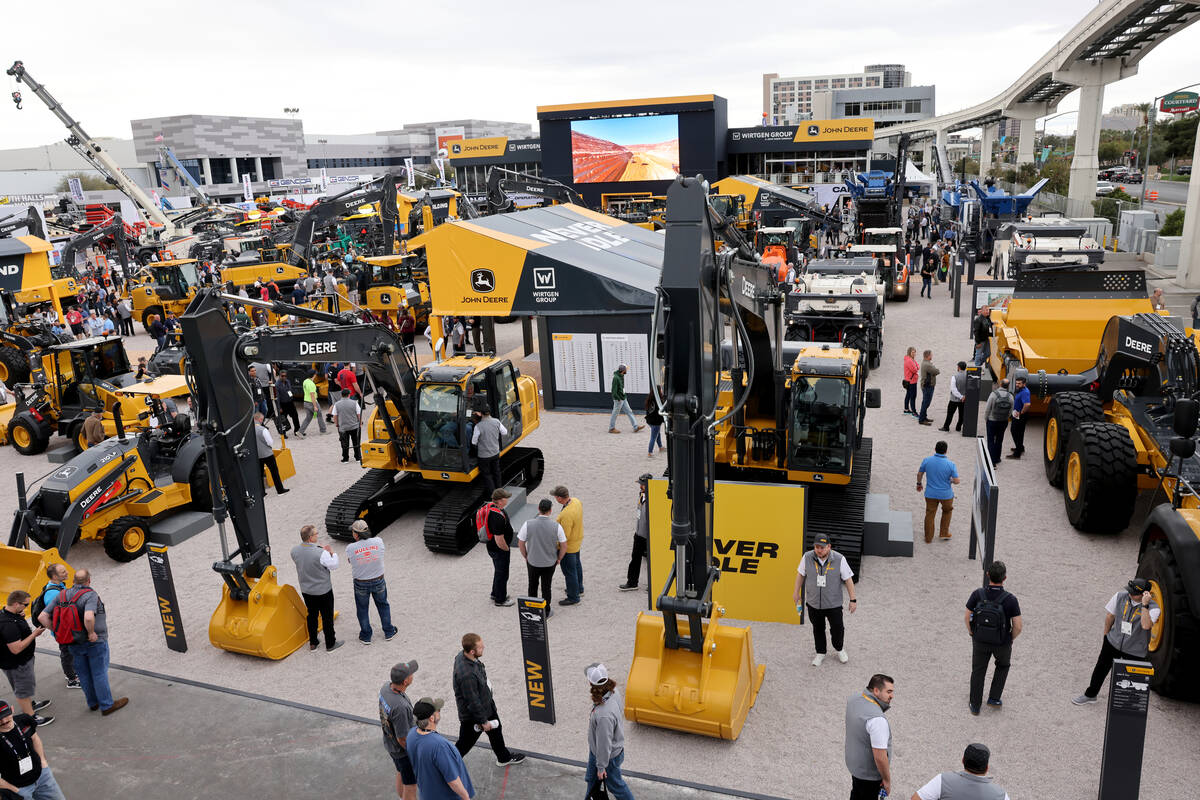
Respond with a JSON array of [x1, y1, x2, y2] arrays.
[[421, 204, 664, 316]]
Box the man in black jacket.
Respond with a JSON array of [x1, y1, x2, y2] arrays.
[[452, 633, 525, 767]]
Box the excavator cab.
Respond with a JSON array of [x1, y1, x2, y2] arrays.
[[789, 375, 852, 473]]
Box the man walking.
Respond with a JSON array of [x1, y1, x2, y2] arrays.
[[552, 485, 584, 606], [845, 674, 894, 800], [972, 306, 993, 367], [794, 535, 857, 666], [0, 592, 54, 726], [33, 564, 80, 690], [471, 406, 506, 496], [333, 389, 362, 463], [299, 369, 327, 435], [347, 520, 397, 645], [380, 660, 419, 800], [619, 474, 652, 591], [913, 743, 1010, 800], [58, 569, 128, 715], [406, 698, 475, 800], [1073, 578, 1159, 705], [483, 489, 516, 607], [1007, 376, 1030, 459], [917, 441, 961, 542], [983, 380, 1014, 468], [917, 350, 939, 425], [452, 634, 525, 766], [290, 525, 342, 652], [253, 413, 289, 494], [608, 365, 644, 434], [274, 368, 302, 436], [518, 499, 567, 612], [965, 561, 1022, 714], [939, 361, 967, 432]]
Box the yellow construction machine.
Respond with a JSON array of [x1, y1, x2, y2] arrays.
[[127, 258, 203, 331], [0, 236, 80, 382]]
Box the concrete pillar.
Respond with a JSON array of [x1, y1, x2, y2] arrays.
[[201, 157, 213, 186], [254, 156, 263, 183], [1176, 123, 1200, 288], [920, 142, 932, 173], [1017, 118, 1036, 166], [1067, 80, 1105, 217], [979, 124, 996, 178], [229, 158, 238, 186], [935, 128, 947, 176]]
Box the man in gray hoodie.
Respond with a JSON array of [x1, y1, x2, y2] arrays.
[[585, 663, 634, 799]]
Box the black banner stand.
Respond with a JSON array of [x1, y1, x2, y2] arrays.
[[1097, 659, 1153, 800], [517, 596, 556, 724], [147, 544, 187, 653]]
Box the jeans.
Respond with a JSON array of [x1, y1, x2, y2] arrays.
[[807, 605, 845, 654], [648, 424, 663, 453], [973, 341, 989, 367], [353, 577, 397, 642], [340, 427, 362, 461], [69, 639, 114, 710], [527, 564, 555, 604], [560, 551, 583, 602], [626, 536, 648, 586], [924, 497, 953, 541], [918, 385, 935, 422], [1010, 416, 1027, 453], [301, 590, 336, 648], [903, 382, 917, 414], [920, 274, 932, 297], [301, 400, 326, 434], [985, 419, 1009, 465], [15, 768, 66, 800], [970, 640, 1012, 707], [489, 546, 511, 603], [609, 399, 638, 430], [585, 750, 635, 800]]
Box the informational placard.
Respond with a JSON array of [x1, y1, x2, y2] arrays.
[[600, 333, 650, 395], [968, 280, 1015, 338], [241, 174, 253, 201], [969, 436, 998, 578], [147, 545, 187, 653], [404, 157, 415, 189], [67, 177, 85, 203], [516, 597, 555, 724], [551, 333, 600, 393], [1098, 660, 1153, 800], [647, 479, 806, 624]]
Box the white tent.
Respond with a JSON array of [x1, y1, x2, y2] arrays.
[[904, 159, 938, 198]]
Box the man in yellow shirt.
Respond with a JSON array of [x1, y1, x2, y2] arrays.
[[552, 486, 584, 606]]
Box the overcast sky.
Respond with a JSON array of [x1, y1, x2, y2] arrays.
[[2, 0, 1197, 152]]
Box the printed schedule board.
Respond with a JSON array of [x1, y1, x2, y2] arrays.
[[538, 313, 653, 410], [646, 478, 806, 624]]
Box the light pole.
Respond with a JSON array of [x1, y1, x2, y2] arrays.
[[1037, 110, 1078, 166], [1143, 82, 1200, 202]]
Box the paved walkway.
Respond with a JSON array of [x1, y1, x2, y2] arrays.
[[29, 651, 778, 800]]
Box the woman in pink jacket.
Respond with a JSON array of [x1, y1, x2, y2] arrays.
[[902, 346, 920, 416]]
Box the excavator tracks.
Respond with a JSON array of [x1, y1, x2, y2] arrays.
[[803, 438, 872, 578], [325, 469, 399, 541]]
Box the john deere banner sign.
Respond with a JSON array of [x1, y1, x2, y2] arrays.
[[647, 479, 807, 624], [1160, 91, 1199, 114]]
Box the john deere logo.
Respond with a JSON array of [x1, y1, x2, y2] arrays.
[[807, 125, 820, 137], [451, 143, 462, 154], [471, 268, 496, 294]]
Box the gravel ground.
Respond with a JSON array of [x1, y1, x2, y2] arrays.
[[2, 288, 1196, 799]]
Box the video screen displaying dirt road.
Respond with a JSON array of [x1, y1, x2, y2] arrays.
[[571, 115, 679, 183]]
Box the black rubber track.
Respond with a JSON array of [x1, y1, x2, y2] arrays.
[[1044, 392, 1104, 487], [803, 438, 872, 579], [1063, 422, 1137, 534], [325, 469, 397, 541]]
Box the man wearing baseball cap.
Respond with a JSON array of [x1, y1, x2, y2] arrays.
[[585, 663, 634, 800], [793, 534, 856, 666], [346, 520, 397, 645], [619, 474, 653, 591], [1073, 578, 1160, 705], [912, 743, 1010, 799], [379, 660, 418, 800], [406, 696, 475, 800], [0, 700, 65, 799]]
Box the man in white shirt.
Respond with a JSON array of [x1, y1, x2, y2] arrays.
[[1073, 578, 1160, 704], [912, 743, 1009, 800], [845, 674, 894, 800], [290, 524, 342, 651], [939, 361, 967, 432], [518, 499, 567, 615]]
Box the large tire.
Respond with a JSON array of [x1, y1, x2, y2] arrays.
[[1138, 537, 1200, 700], [102, 516, 150, 562], [784, 326, 809, 342], [68, 419, 88, 452], [842, 330, 869, 377], [0, 347, 30, 384], [189, 461, 212, 512], [1044, 392, 1104, 487], [141, 305, 165, 334], [7, 415, 48, 456], [1063, 422, 1137, 533]]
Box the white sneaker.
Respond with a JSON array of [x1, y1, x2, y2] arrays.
[[836, 650, 849, 664], [811, 654, 825, 667], [1071, 694, 1098, 705]]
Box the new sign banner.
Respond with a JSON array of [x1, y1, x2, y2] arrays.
[[516, 597, 555, 724], [147, 545, 187, 652]]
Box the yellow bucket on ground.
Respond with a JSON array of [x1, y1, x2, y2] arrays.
[[0, 547, 71, 613], [209, 566, 310, 660], [624, 608, 765, 740]]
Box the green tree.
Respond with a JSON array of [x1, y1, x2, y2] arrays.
[[1016, 163, 1040, 186], [954, 157, 978, 177], [1161, 208, 1185, 236], [1040, 156, 1071, 194], [53, 171, 109, 192]]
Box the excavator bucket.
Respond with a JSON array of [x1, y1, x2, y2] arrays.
[[0, 547, 71, 607], [624, 609, 765, 740], [208, 566, 311, 660]]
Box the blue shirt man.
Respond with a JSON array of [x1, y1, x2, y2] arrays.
[[917, 441, 961, 543], [1008, 376, 1032, 459], [406, 697, 474, 800]]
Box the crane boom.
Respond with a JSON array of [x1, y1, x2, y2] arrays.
[[158, 146, 213, 207], [6, 60, 176, 236]]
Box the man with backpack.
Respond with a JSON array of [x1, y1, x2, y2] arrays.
[[480, 489, 515, 607], [964, 561, 1022, 715], [0, 592, 54, 726], [53, 569, 128, 716], [32, 564, 80, 690], [983, 380, 1015, 468]]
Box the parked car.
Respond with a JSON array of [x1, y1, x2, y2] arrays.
[[1096, 180, 1116, 196], [1179, 166, 1192, 176], [1123, 171, 1144, 184], [1099, 166, 1129, 181]]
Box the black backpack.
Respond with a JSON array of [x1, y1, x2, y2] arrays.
[[971, 590, 1010, 645], [29, 582, 53, 625]]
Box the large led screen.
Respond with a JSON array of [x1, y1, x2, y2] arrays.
[[570, 115, 680, 183]]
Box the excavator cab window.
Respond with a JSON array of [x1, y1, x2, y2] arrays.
[[417, 383, 466, 471], [788, 376, 851, 473], [492, 362, 521, 448]]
